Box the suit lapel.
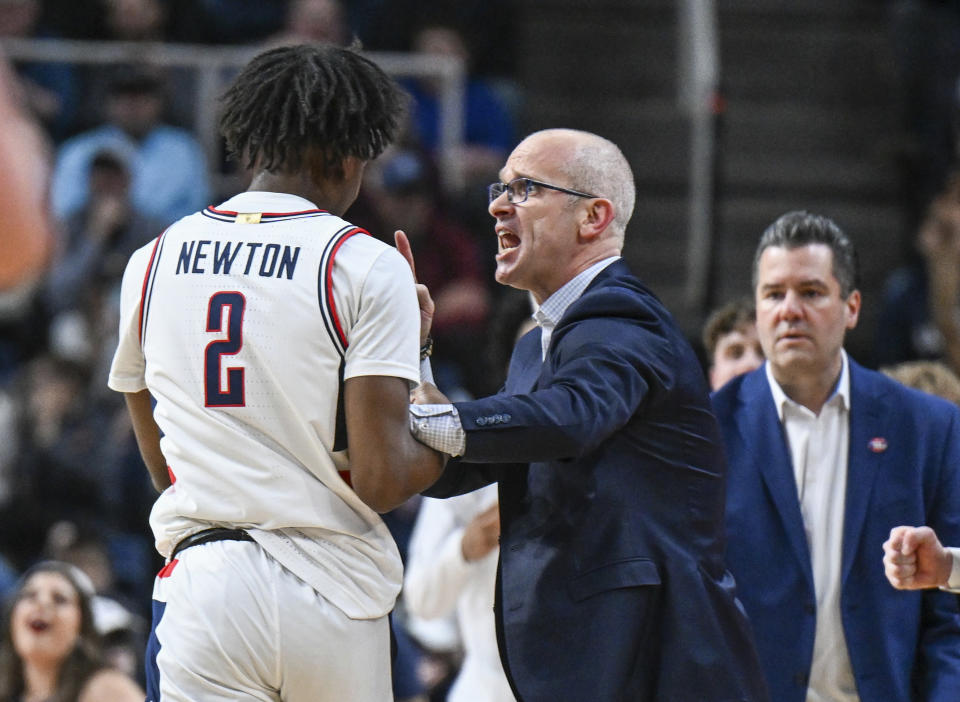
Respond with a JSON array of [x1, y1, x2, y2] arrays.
[[505, 326, 543, 395], [841, 362, 887, 586], [740, 371, 814, 586]]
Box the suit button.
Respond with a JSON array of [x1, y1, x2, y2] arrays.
[[793, 672, 808, 687], [803, 602, 815, 615]]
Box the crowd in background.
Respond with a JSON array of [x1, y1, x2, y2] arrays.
[[3, 0, 960, 700]]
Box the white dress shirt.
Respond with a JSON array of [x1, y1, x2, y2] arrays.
[[946, 547, 960, 592], [766, 351, 859, 702]]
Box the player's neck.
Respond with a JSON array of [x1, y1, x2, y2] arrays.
[[246, 170, 353, 216]]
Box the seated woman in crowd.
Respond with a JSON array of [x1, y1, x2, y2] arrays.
[[0, 561, 143, 702]]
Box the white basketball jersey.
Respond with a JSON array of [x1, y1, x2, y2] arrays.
[[109, 191, 421, 618]]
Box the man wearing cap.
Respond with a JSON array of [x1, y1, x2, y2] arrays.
[[50, 65, 210, 228], [711, 210, 960, 702]]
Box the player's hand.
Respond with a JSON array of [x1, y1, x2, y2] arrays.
[[461, 502, 500, 561], [394, 230, 435, 345], [410, 381, 449, 405], [883, 525, 953, 590]]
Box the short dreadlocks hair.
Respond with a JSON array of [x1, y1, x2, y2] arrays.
[[219, 43, 405, 181]]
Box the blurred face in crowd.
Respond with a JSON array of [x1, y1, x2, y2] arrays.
[[107, 90, 163, 140], [287, 0, 347, 44], [710, 323, 763, 390], [105, 0, 164, 40], [11, 571, 82, 667], [755, 243, 859, 390]]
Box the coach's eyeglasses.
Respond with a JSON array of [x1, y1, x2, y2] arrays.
[[487, 177, 599, 205]]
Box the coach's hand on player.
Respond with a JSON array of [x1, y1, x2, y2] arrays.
[[410, 381, 449, 406], [394, 230, 434, 345]]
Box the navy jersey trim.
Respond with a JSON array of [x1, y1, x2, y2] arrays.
[[317, 226, 368, 357], [139, 229, 169, 348]]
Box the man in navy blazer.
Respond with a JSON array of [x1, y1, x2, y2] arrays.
[[712, 211, 960, 702], [406, 128, 768, 702]]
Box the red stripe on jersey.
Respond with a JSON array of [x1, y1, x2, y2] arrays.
[[325, 228, 367, 349], [167, 466, 176, 484], [206, 206, 327, 217], [157, 559, 179, 578], [138, 233, 165, 343], [339, 470, 352, 487]]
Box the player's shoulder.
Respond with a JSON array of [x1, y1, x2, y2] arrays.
[[338, 229, 410, 275]]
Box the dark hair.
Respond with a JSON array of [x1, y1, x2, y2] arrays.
[[751, 210, 860, 297], [702, 297, 756, 360], [0, 561, 104, 702], [219, 43, 405, 181]]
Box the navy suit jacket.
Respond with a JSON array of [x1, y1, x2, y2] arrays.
[[712, 361, 960, 702], [424, 261, 769, 702]]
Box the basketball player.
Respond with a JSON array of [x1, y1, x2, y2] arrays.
[[108, 43, 445, 701]]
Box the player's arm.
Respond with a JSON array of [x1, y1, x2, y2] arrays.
[[345, 375, 445, 513], [124, 389, 171, 492]]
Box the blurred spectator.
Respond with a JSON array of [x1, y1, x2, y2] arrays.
[[45, 146, 165, 318], [875, 172, 960, 373], [49, 64, 211, 228], [0, 0, 79, 140], [404, 486, 514, 702], [881, 359, 960, 405], [887, 0, 960, 240], [36, 0, 104, 40], [42, 521, 148, 681], [359, 1, 516, 80], [268, 0, 351, 47], [165, 0, 287, 44], [103, 0, 166, 41], [701, 297, 763, 391], [360, 148, 491, 395], [0, 352, 152, 576], [400, 21, 516, 190], [0, 560, 144, 702]]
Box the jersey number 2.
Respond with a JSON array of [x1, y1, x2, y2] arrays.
[[204, 291, 246, 407]]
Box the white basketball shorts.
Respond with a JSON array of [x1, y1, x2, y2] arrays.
[[145, 538, 392, 701]]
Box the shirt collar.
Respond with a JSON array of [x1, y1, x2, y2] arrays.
[[533, 256, 620, 329], [765, 349, 851, 421], [217, 191, 322, 213]]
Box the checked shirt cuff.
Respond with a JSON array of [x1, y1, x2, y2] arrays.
[[409, 404, 466, 457]]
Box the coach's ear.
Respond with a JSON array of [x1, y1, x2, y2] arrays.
[[577, 197, 615, 242]]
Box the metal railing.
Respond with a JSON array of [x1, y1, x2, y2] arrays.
[[0, 38, 467, 191], [677, 0, 720, 314]]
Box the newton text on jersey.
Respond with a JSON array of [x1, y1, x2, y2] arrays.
[[176, 240, 301, 279]]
